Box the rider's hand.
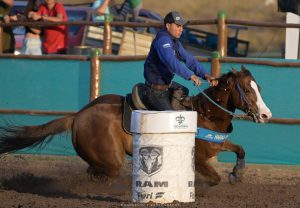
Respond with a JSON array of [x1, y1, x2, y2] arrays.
[[205, 74, 218, 87], [190, 74, 201, 86]]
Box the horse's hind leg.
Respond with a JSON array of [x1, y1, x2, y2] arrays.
[[221, 140, 245, 184], [85, 150, 126, 184]]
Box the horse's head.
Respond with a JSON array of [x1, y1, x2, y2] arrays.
[[229, 66, 272, 123]]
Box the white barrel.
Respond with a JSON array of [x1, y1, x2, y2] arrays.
[[131, 110, 197, 203]]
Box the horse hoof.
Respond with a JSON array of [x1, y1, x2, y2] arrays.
[[236, 170, 245, 182], [228, 173, 237, 185]]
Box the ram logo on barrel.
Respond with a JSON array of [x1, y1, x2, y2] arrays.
[[138, 146, 163, 176]]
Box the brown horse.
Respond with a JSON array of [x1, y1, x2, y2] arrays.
[[0, 66, 272, 187]]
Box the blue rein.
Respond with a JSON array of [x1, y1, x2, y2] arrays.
[[196, 85, 235, 116], [196, 81, 251, 117]]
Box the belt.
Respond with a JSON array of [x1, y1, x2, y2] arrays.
[[146, 81, 170, 91]]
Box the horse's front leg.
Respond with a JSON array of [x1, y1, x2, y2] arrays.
[[195, 159, 221, 188], [221, 140, 245, 184]]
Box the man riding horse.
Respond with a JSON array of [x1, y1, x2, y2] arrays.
[[0, 11, 273, 190], [143, 11, 218, 110]]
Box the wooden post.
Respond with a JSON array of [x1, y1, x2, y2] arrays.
[[90, 48, 101, 101], [103, 14, 113, 55], [211, 51, 221, 77], [0, 15, 3, 54], [0, 26, 3, 54], [217, 11, 227, 57], [209, 51, 221, 163]]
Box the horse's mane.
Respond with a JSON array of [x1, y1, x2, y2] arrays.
[[204, 71, 236, 94], [187, 69, 256, 115], [205, 68, 254, 94], [191, 71, 237, 116]]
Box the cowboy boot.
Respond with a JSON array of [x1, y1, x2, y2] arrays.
[[171, 87, 186, 110]]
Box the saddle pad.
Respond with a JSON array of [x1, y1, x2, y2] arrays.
[[122, 94, 136, 134]]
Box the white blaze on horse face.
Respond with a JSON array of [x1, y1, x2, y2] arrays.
[[250, 80, 272, 123]]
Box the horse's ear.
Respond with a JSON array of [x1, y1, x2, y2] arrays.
[[231, 67, 238, 75], [241, 65, 247, 72], [226, 69, 238, 85]]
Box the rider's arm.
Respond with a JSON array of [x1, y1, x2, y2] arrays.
[[177, 41, 209, 80], [154, 36, 194, 80]]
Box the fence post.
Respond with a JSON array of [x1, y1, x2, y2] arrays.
[[209, 51, 221, 164], [217, 11, 227, 57], [211, 51, 221, 77], [90, 48, 101, 101], [0, 15, 3, 54], [0, 26, 3, 54], [103, 14, 113, 55]]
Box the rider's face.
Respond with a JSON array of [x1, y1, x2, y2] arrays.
[[166, 23, 183, 39]]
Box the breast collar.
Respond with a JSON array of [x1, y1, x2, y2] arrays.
[[195, 127, 230, 143]]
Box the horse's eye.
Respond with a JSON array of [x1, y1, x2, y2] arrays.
[[244, 89, 250, 93]]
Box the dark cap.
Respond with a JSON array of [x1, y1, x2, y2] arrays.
[[164, 11, 187, 26]]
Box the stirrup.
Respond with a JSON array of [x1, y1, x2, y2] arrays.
[[171, 87, 185, 110]]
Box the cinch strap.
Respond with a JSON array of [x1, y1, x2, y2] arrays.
[[195, 127, 230, 143]]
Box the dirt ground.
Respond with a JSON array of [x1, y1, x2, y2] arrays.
[[0, 154, 299, 208]]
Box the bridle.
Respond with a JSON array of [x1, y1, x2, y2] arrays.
[[195, 79, 259, 122], [235, 82, 258, 122]]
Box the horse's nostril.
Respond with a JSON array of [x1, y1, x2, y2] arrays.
[[261, 114, 268, 119]]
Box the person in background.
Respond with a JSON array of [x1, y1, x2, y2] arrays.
[[31, 0, 68, 54], [0, 0, 15, 53], [144, 11, 218, 111], [7, 0, 42, 55], [92, 0, 111, 22], [23, 0, 42, 55], [127, 0, 142, 22]]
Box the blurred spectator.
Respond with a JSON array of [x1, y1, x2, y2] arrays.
[[127, 0, 142, 22], [24, 0, 42, 55], [113, 0, 141, 22], [92, 0, 111, 22], [31, 0, 68, 54], [0, 0, 15, 53], [8, 0, 42, 55]]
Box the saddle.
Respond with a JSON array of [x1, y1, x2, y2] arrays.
[[122, 83, 149, 134], [131, 83, 149, 110], [122, 83, 190, 134]]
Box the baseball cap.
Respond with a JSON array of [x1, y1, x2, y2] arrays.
[[164, 11, 187, 26]]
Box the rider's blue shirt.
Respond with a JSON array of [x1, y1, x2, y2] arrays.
[[144, 29, 208, 85]]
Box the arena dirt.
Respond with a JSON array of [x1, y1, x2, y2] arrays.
[[0, 154, 299, 208]]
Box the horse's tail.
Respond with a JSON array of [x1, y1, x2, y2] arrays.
[[0, 114, 75, 155]]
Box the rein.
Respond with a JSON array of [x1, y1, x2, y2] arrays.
[[195, 81, 250, 118], [196, 86, 235, 116]]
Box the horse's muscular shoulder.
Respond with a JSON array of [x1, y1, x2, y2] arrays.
[[95, 94, 123, 104]]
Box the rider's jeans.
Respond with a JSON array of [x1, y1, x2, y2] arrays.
[[146, 88, 173, 110], [145, 82, 189, 111]]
